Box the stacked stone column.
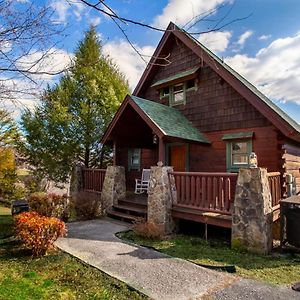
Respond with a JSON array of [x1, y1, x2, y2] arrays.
[[232, 168, 273, 254], [101, 166, 126, 213], [147, 166, 177, 235]]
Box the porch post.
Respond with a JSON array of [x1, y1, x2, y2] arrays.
[[158, 137, 165, 165]]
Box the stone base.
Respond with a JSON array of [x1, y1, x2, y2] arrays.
[[147, 166, 176, 235], [101, 166, 126, 214], [232, 168, 273, 254]]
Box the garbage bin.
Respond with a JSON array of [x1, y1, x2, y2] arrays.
[[280, 196, 300, 247], [11, 199, 29, 215]]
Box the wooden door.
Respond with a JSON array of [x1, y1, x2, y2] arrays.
[[170, 145, 186, 171]]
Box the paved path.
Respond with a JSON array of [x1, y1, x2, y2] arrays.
[[55, 219, 300, 300]]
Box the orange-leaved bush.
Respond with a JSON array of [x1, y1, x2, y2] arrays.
[[14, 211, 66, 257]]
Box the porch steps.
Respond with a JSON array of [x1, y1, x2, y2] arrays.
[[107, 197, 147, 223]]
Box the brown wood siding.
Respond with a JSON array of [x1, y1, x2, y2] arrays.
[[140, 38, 271, 133], [117, 147, 158, 190], [189, 126, 280, 173], [282, 143, 300, 194]]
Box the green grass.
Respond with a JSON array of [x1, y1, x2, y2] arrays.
[[0, 206, 13, 239], [120, 231, 300, 285], [0, 242, 147, 300]]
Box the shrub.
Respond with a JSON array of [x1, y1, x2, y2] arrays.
[[132, 218, 164, 240], [28, 192, 70, 221], [14, 211, 66, 257], [72, 191, 101, 220]]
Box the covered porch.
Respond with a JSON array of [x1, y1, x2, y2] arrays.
[[101, 95, 210, 189]]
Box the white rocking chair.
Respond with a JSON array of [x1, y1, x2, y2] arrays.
[[135, 169, 151, 194]]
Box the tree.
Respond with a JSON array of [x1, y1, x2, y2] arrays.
[[0, 109, 18, 200], [0, 0, 66, 103], [0, 109, 19, 147], [21, 27, 129, 183]]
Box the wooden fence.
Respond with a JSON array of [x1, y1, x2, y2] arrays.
[[169, 171, 238, 215], [82, 168, 106, 193], [267, 172, 282, 208]]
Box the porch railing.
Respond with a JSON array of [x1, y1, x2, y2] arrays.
[[267, 172, 282, 208], [82, 168, 106, 193], [168, 171, 238, 215]]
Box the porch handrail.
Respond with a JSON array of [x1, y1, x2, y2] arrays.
[[168, 171, 238, 215], [82, 168, 106, 193], [267, 172, 282, 208]]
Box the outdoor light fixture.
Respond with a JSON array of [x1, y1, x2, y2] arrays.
[[249, 152, 258, 168], [153, 134, 158, 144]]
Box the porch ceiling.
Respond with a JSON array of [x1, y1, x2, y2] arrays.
[[101, 95, 210, 146]]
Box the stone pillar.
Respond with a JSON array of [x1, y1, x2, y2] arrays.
[[69, 164, 83, 199], [101, 166, 126, 213], [232, 168, 273, 254], [147, 166, 177, 235]]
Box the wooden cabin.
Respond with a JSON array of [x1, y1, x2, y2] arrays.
[[102, 22, 300, 199]]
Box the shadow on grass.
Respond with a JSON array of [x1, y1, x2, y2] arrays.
[[0, 210, 13, 239]]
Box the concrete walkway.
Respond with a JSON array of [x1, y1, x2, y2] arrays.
[[55, 219, 300, 300]]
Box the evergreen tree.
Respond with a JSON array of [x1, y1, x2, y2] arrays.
[[21, 27, 129, 182]]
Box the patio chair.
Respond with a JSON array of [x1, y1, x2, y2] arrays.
[[135, 169, 151, 194]]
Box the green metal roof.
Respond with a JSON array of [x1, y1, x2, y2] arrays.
[[151, 67, 199, 88], [177, 26, 300, 135], [222, 132, 254, 140], [130, 95, 210, 144]]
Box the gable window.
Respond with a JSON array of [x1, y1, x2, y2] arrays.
[[128, 148, 141, 171], [172, 83, 184, 104], [223, 132, 253, 172], [161, 78, 197, 106]]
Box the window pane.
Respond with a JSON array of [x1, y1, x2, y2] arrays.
[[232, 142, 247, 154], [173, 84, 183, 92], [186, 79, 195, 89], [174, 91, 184, 102], [161, 87, 169, 96], [232, 154, 248, 164]]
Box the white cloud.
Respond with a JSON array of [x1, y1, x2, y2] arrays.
[[152, 0, 231, 29], [89, 16, 101, 26], [50, 0, 70, 23], [102, 40, 155, 89], [198, 31, 232, 53], [259, 34, 271, 41], [237, 30, 253, 46], [0, 48, 73, 118], [225, 31, 300, 105]]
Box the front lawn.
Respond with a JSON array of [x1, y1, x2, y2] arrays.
[[0, 241, 147, 300], [120, 231, 300, 285], [0, 206, 13, 239]]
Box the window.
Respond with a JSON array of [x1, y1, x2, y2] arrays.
[[173, 83, 184, 104], [163, 78, 197, 106], [160, 87, 169, 98], [128, 148, 141, 171], [226, 140, 252, 172]]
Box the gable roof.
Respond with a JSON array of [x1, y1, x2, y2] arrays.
[[101, 95, 210, 145], [133, 22, 300, 143]]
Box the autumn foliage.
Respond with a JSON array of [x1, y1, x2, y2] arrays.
[[28, 192, 70, 221], [14, 211, 66, 257]]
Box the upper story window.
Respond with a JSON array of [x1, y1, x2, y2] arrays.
[[160, 78, 197, 106]]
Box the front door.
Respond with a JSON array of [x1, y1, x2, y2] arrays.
[[169, 145, 187, 171]]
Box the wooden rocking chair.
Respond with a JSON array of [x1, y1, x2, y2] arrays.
[[135, 169, 151, 194]]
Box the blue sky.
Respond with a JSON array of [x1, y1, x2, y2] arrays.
[[9, 0, 300, 123]]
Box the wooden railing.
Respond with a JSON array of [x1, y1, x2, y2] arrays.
[[267, 172, 282, 208], [169, 171, 238, 215], [82, 168, 106, 193]]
